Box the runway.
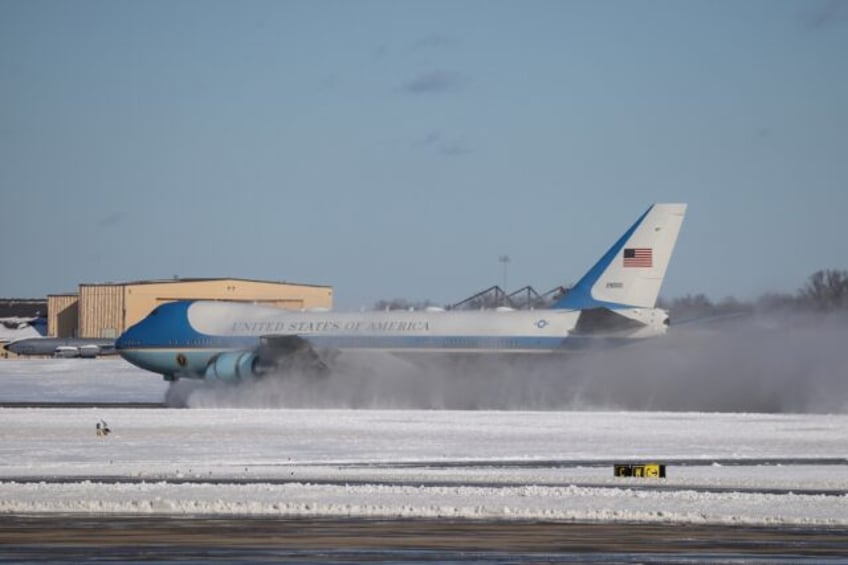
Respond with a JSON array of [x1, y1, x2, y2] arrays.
[[3, 463, 847, 497], [1, 515, 846, 563], [0, 401, 164, 409]]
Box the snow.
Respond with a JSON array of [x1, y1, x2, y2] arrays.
[[0, 324, 42, 342], [0, 358, 167, 402], [0, 358, 846, 525]]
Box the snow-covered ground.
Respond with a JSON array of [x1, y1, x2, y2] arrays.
[[0, 358, 846, 525], [0, 318, 44, 342], [0, 357, 167, 403]]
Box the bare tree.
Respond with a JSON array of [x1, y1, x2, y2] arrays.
[[664, 293, 715, 321], [798, 269, 848, 310], [756, 291, 798, 311]]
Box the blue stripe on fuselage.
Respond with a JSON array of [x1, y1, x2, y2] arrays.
[[119, 334, 570, 352], [118, 336, 572, 377]]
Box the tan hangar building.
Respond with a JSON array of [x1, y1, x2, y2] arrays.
[[47, 278, 333, 339]]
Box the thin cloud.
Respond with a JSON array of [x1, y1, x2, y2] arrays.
[[374, 34, 458, 61], [410, 34, 459, 51], [373, 43, 389, 59], [438, 140, 471, 157], [800, 0, 848, 30], [401, 70, 464, 94], [416, 131, 471, 157], [98, 211, 128, 228]]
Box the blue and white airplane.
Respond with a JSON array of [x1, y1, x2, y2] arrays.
[[116, 203, 687, 382]]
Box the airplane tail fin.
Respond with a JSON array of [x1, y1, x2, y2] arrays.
[[552, 203, 687, 310]]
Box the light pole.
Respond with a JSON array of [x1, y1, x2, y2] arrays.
[[499, 255, 510, 306]]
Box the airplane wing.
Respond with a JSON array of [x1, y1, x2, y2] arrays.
[[259, 334, 313, 355], [257, 334, 331, 377]]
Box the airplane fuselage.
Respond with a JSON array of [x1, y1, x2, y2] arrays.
[[116, 301, 589, 377]]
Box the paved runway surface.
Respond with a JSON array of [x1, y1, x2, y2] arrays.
[[1, 515, 847, 563]]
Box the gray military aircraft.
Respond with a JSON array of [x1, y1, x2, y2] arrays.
[[4, 337, 116, 358]]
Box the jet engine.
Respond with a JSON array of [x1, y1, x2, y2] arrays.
[[78, 344, 101, 358], [204, 351, 265, 382]]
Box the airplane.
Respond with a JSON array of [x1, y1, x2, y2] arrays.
[[4, 337, 117, 358], [116, 203, 687, 382]]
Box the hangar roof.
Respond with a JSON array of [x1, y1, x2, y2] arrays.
[[78, 278, 332, 288]]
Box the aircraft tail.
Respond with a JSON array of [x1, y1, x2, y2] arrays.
[[552, 203, 687, 310]]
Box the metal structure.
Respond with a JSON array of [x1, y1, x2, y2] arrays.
[[449, 285, 567, 311]]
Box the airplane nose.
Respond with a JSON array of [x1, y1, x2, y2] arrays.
[[115, 322, 148, 358], [115, 328, 134, 351], [115, 320, 144, 352]]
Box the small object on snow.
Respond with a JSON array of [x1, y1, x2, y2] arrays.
[[614, 463, 666, 478], [96, 420, 111, 438]]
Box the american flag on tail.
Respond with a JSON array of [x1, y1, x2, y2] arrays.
[[623, 248, 652, 268]]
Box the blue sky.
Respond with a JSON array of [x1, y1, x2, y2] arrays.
[[1, 0, 846, 309]]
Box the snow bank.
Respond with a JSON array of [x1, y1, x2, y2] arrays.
[[0, 481, 845, 526]]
